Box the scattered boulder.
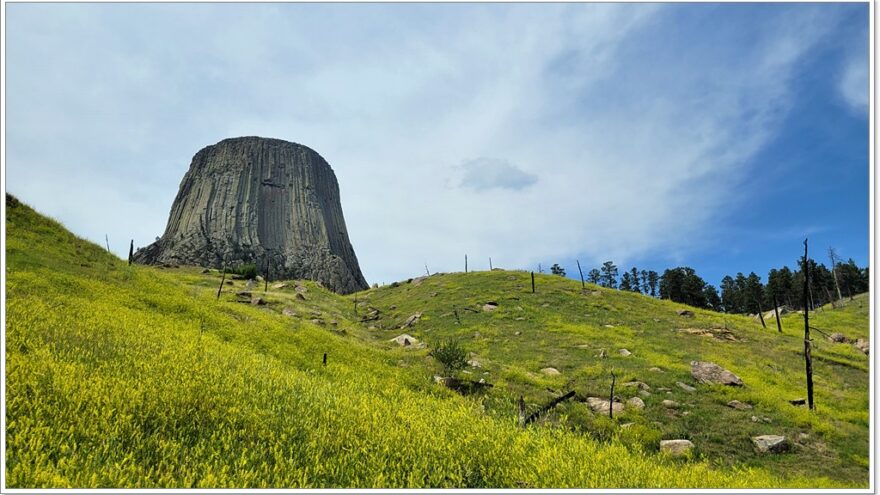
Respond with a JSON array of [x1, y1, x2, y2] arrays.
[[402, 312, 422, 328], [604, 324, 615, 328], [676, 309, 695, 317], [690, 361, 743, 386], [752, 435, 789, 453], [854, 339, 870, 354], [540, 367, 561, 376], [294, 284, 308, 294], [295, 293, 306, 301], [586, 397, 624, 414], [236, 291, 252, 298], [468, 359, 482, 368], [225, 280, 233, 285], [311, 318, 325, 325], [727, 400, 753, 410], [676, 382, 696, 393], [662, 400, 679, 409], [660, 439, 694, 457], [638, 390, 652, 398], [514, 331, 522, 335], [411, 276, 427, 286], [828, 332, 849, 343], [618, 349, 632, 357], [789, 398, 806, 406], [627, 397, 646, 410], [391, 334, 418, 346], [750, 415, 772, 423], [271, 282, 288, 290], [282, 307, 297, 317], [649, 367, 663, 373], [251, 297, 266, 306], [482, 302, 498, 312]]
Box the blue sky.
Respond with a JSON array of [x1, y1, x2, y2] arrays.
[[4, 3, 870, 287]]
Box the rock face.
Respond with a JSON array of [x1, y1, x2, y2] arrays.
[[660, 439, 694, 456], [133, 137, 368, 294], [690, 361, 744, 386]]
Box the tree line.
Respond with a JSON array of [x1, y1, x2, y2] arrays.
[[566, 250, 868, 315]]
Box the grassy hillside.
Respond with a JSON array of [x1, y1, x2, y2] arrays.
[[4, 195, 869, 488]]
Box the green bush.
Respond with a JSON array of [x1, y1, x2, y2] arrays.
[[231, 263, 258, 280], [431, 339, 469, 375]]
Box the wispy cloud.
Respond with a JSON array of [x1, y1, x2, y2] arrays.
[[4, 3, 863, 283]]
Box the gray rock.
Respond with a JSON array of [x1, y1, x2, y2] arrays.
[[540, 367, 561, 376], [282, 307, 297, 317], [727, 400, 753, 410], [627, 397, 645, 409], [391, 334, 418, 346], [482, 302, 498, 312], [662, 400, 679, 409], [676, 381, 697, 392], [752, 435, 789, 453], [402, 312, 422, 328], [829, 332, 849, 343], [660, 439, 694, 456], [676, 309, 695, 317], [586, 397, 624, 414], [649, 367, 664, 373], [618, 349, 632, 357], [622, 381, 651, 391], [132, 137, 368, 294], [854, 338, 870, 354], [690, 361, 743, 386]]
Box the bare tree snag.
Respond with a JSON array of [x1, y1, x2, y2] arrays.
[[216, 264, 227, 301], [756, 299, 766, 329], [105, 234, 110, 252], [828, 247, 843, 303], [518, 395, 526, 427], [531, 272, 536, 293], [322, 353, 327, 366], [425, 263, 430, 276], [128, 240, 134, 265], [489, 257, 493, 270], [609, 370, 617, 419], [803, 239, 815, 410], [465, 254, 468, 273], [524, 391, 575, 425], [773, 293, 783, 333], [577, 260, 585, 290]]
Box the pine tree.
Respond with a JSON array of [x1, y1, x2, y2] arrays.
[[587, 269, 602, 285], [600, 261, 618, 289], [630, 267, 640, 293]]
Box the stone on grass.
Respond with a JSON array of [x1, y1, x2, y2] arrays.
[[282, 307, 297, 317], [482, 302, 498, 312], [540, 367, 561, 376], [618, 349, 632, 357], [623, 381, 651, 391], [586, 397, 624, 414], [660, 439, 694, 457], [727, 400, 753, 410], [627, 397, 645, 410], [676, 381, 696, 392], [828, 332, 849, 343], [752, 435, 789, 453], [690, 361, 743, 386], [402, 312, 422, 328], [676, 309, 695, 317], [854, 338, 870, 354], [662, 400, 679, 409], [391, 334, 418, 346]]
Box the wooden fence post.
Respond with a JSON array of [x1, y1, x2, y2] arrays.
[[531, 272, 536, 293], [323, 353, 327, 366], [128, 240, 134, 265]]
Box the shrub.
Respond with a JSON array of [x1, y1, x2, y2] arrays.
[[431, 339, 469, 375], [231, 263, 258, 280]]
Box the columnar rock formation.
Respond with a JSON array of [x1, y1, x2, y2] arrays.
[[133, 137, 368, 294]]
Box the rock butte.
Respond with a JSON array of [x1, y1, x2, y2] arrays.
[[133, 137, 368, 294]]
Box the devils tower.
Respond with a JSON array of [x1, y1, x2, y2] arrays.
[[133, 137, 368, 294]]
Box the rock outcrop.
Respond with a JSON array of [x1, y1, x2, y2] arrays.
[[133, 137, 368, 294]]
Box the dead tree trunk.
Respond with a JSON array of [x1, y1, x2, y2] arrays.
[[216, 265, 227, 301], [524, 391, 575, 425], [756, 299, 766, 329], [803, 239, 815, 411], [465, 254, 468, 273], [609, 370, 616, 419], [773, 293, 783, 333], [829, 247, 843, 303], [489, 257, 493, 270], [576, 260, 585, 290], [322, 353, 327, 366], [128, 240, 134, 265], [105, 234, 110, 252], [518, 395, 526, 427], [425, 263, 430, 276], [531, 272, 535, 293]]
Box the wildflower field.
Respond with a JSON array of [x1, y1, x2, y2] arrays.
[[4, 195, 869, 488]]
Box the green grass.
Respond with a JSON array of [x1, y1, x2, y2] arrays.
[[4, 195, 869, 488]]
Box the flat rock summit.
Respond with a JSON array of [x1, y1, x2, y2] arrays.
[[133, 137, 368, 294]]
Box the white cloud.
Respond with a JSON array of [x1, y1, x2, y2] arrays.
[[840, 56, 869, 113], [4, 4, 854, 284]]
